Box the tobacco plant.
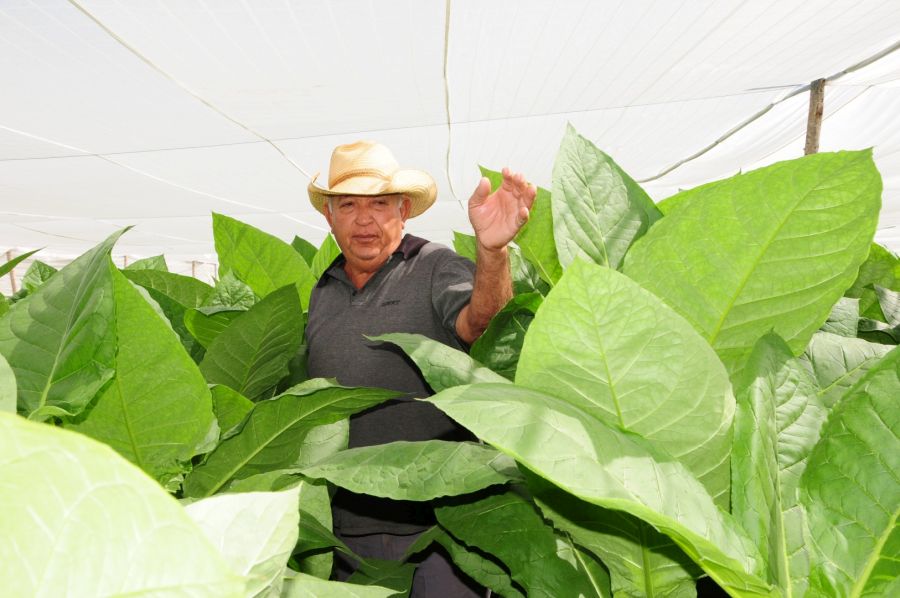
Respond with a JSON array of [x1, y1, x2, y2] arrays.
[[1, 125, 897, 597]]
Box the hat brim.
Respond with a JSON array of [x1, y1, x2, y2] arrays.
[[307, 169, 437, 218]]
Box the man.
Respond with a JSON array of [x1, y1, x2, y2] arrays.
[[306, 140, 535, 596]]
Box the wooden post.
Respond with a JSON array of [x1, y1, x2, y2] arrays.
[[6, 250, 17, 294], [123, 255, 129, 268], [191, 260, 197, 278], [804, 78, 826, 155]]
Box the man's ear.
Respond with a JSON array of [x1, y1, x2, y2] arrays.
[[400, 196, 412, 221]]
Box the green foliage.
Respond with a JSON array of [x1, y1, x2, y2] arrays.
[[213, 212, 316, 308], [310, 234, 341, 280], [801, 347, 900, 596], [183, 381, 398, 497], [517, 260, 735, 505], [301, 440, 518, 500], [801, 331, 891, 408], [185, 306, 244, 349], [211, 384, 254, 439], [530, 477, 701, 597], [552, 124, 661, 270], [1, 248, 41, 278], [209, 270, 258, 309], [0, 353, 14, 413], [0, 413, 245, 596], [821, 296, 860, 337], [199, 284, 305, 401], [407, 526, 526, 597], [0, 230, 121, 420], [124, 254, 168, 271], [291, 235, 319, 265], [625, 150, 881, 375], [184, 486, 301, 597], [372, 333, 508, 391], [436, 490, 611, 597], [469, 292, 542, 380], [2, 125, 895, 597], [845, 242, 900, 320], [21, 259, 57, 293], [64, 266, 216, 486]]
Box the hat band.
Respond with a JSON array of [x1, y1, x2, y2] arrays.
[[330, 167, 394, 188]]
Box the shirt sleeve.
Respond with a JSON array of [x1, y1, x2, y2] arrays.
[[430, 249, 476, 339]]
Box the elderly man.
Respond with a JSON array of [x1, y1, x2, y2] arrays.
[[306, 140, 535, 596]]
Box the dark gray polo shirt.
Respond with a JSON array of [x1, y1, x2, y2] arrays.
[[306, 234, 476, 534]]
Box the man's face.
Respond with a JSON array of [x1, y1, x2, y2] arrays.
[[324, 194, 411, 273]]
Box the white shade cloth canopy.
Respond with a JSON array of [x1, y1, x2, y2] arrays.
[[2, 0, 899, 290]]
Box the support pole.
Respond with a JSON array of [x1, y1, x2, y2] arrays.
[[804, 78, 826, 155], [6, 250, 17, 294], [191, 260, 197, 278]]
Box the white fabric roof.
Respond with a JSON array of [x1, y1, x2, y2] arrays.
[[2, 0, 899, 290]]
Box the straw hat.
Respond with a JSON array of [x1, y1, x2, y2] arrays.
[[307, 141, 437, 218]]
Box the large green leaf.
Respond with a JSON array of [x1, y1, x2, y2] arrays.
[[624, 150, 881, 374], [199, 284, 305, 401], [183, 381, 397, 497], [427, 384, 773, 596], [372, 333, 508, 392], [0, 413, 244, 596], [185, 487, 300, 598], [436, 490, 608, 598], [551, 124, 661, 270], [213, 212, 316, 308], [517, 260, 734, 504], [0, 353, 15, 413], [800, 331, 892, 408], [529, 475, 701, 598], [470, 292, 543, 380], [801, 347, 900, 596], [301, 440, 518, 500], [0, 231, 123, 420], [65, 267, 216, 486], [731, 334, 827, 595]]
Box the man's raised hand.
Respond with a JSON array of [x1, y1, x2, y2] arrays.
[[467, 168, 537, 251]]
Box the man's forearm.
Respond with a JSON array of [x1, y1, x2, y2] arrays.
[[456, 244, 513, 345]]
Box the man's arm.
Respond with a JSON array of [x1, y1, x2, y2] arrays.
[[456, 168, 536, 345]]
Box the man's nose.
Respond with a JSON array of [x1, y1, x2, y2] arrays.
[[354, 204, 374, 223]]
